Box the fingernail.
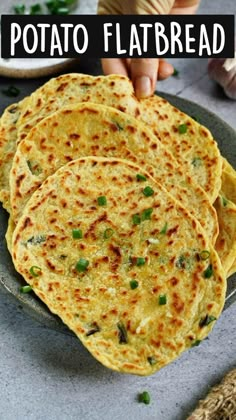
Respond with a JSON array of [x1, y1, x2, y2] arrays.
[[135, 76, 152, 99]]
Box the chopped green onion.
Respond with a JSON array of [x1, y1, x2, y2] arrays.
[[138, 391, 151, 405], [112, 120, 123, 131], [29, 266, 42, 277], [200, 250, 210, 260], [103, 228, 114, 239], [20, 285, 32, 293], [130, 280, 139, 290], [136, 257, 146, 266], [172, 68, 179, 77], [72, 229, 83, 239], [85, 322, 100, 336], [76, 258, 89, 273], [30, 4, 42, 14], [45, 0, 74, 14], [203, 264, 213, 279], [147, 356, 157, 365], [59, 254, 67, 260], [178, 123, 188, 134], [221, 196, 228, 207], [141, 208, 153, 221], [160, 222, 168, 234], [54, 6, 69, 14], [27, 235, 46, 245], [176, 255, 185, 269], [117, 322, 128, 344], [199, 314, 217, 328], [158, 294, 167, 305], [27, 160, 42, 175], [191, 115, 200, 123], [132, 214, 141, 225], [97, 195, 107, 206], [191, 339, 201, 347], [2, 86, 20, 97], [136, 174, 147, 182], [143, 186, 154, 197], [14, 4, 25, 14], [192, 157, 202, 167]]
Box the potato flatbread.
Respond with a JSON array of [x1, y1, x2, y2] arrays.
[[0, 74, 222, 210], [12, 156, 226, 376], [9, 102, 218, 244]]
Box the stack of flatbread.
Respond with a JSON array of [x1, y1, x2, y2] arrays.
[[0, 73, 235, 375]]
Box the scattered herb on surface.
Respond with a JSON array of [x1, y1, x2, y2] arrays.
[[75, 258, 89, 273], [141, 208, 153, 221], [221, 196, 228, 207], [138, 391, 151, 405], [103, 228, 114, 239], [136, 174, 147, 182], [143, 186, 154, 197], [117, 322, 128, 344], [29, 266, 42, 277], [176, 255, 186, 269], [199, 314, 217, 328], [132, 214, 141, 225], [172, 68, 179, 77], [20, 285, 32, 293], [27, 160, 43, 175], [200, 250, 210, 261], [13, 4, 25, 14], [191, 115, 200, 123], [191, 339, 201, 347], [97, 195, 107, 206], [2, 85, 20, 97], [85, 322, 100, 336], [178, 123, 188, 134], [160, 222, 168, 234], [203, 264, 213, 278], [147, 356, 157, 366], [30, 3, 42, 14], [130, 280, 139, 290], [136, 257, 146, 266], [27, 235, 46, 245], [158, 294, 167, 305], [72, 229, 83, 239], [192, 157, 202, 167]]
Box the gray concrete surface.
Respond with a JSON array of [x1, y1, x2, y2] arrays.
[[0, 1, 235, 419]]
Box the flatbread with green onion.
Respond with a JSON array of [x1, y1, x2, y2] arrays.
[[9, 102, 218, 245], [12, 156, 226, 376], [0, 73, 221, 210]]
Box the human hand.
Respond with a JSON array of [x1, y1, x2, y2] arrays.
[[98, 0, 201, 98]]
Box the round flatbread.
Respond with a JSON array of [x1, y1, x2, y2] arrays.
[[9, 102, 218, 243], [12, 157, 226, 376]]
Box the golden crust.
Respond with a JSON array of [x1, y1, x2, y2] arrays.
[[12, 157, 226, 376]]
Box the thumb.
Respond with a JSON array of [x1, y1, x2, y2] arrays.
[[130, 58, 159, 99]]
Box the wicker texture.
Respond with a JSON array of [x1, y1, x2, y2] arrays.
[[188, 369, 236, 420]]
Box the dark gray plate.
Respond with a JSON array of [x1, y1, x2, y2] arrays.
[[0, 92, 235, 334]]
